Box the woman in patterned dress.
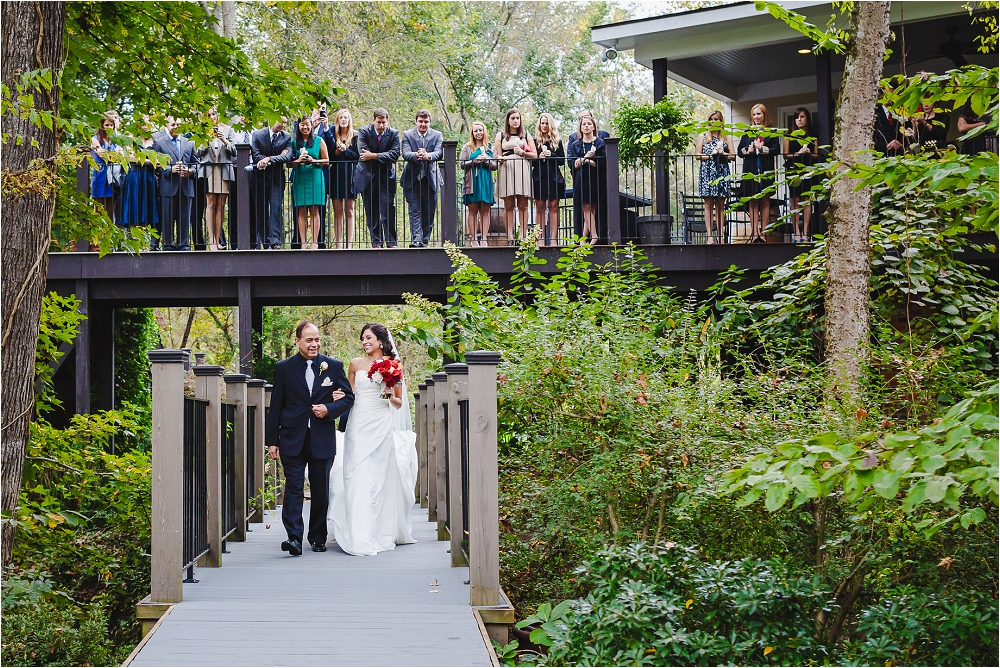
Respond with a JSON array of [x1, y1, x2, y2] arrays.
[[695, 110, 735, 244]]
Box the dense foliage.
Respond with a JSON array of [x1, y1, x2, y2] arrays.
[[611, 97, 693, 163], [2, 408, 152, 667]]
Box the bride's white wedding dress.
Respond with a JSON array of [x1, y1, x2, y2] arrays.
[[328, 369, 418, 555]]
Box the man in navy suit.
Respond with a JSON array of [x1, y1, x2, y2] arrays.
[[401, 110, 444, 247], [151, 117, 196, 251], [353, 108, 401, 247], [265, 321, 354, 555], [251, 118, 294, 249]]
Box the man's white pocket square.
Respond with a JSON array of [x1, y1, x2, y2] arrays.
[[321, 377, 333, 387]]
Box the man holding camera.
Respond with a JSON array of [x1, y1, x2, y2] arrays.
[[152, 116, 197, 251]]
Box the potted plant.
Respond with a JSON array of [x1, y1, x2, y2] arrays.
[[612, 97, 691, 244]]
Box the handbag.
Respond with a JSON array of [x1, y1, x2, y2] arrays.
[[106, 162, 125, 188]]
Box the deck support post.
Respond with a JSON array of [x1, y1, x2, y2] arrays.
[[147, 349, 188, 604], [225, 374, 250, 541], [74, 279, 90, 414], [432, 371, 449, 540], [425, 376, 438, 521], [417, 384, 428, 507], [444, 363, 469, 567], [265, 384, 279, 508], [248, 379, 267, 522], [195, 365, 225, 567], [238, 278, 253, 376], [465, 351, 513, 644]]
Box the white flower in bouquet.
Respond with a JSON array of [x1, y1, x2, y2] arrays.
[[371, 371, 383, 384]]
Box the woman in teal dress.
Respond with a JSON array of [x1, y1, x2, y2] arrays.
[[290, 117, 330, 249], [459, 121, 497, 246]]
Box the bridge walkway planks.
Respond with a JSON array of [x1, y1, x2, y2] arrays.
[[129, 505, 491, 667]]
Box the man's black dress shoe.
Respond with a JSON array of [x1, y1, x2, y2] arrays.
[[311, 542, 327, 552], [270, 244, 282, 249], [281, 539, 302, 556]]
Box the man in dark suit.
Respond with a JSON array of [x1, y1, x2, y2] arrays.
[[151, 117, 196, 251], [353, 108, 401, 248], [265, 321, 354, 555], [251, 118, 293, 249], [874, 104, 905, 156], [401, 109, 444, 247]]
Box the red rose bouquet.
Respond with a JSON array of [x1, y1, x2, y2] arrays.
[[368, 357, 404, 399]]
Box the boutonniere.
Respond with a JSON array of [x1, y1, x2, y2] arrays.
[[319, 361, 329, 373]]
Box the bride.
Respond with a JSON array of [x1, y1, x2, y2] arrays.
[[327, 323, 418, 555]]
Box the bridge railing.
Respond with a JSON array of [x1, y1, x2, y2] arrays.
[[140, 350, 267, 634], [416, 351, 514, 645]]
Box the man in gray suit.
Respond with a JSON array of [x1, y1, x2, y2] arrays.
[[151, 116, 197, 251], [400, 110, 443, 247]]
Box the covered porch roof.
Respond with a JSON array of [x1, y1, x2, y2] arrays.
[[592, 1, 996, 103]]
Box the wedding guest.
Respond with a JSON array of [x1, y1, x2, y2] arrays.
[[695, 110, 734, 245], [737, 103, 780, 243], [493, 108, 536, 245], [783, 107, 817, 243], [152, 116, 196, 251], [401, 110, 444, 248], [532, 113, 566, 247], [91, 112, 124, 222], [908, 100, 950, 152], [460, 121, 496, 247], [289, 117, 330, 249], [568, 115, 605, 244], [321, 108, 359, 248], [353, 108, 401, 248], [120, 117, 159, 232], [196, 108, 237, 250], [957, 103, 995, 155], [874, 104, 905, 156], [567, 109, 611, 144], [251, 117, 294, 249]]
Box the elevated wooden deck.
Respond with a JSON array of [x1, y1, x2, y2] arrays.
[[127, 505, 492, 667]]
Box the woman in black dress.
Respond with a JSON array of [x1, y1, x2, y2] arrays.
[[568, 115, 605, 244], [737, 103, 780, 243], [322, 108, 359, 248], [532, 113, 566, 246], [783, 107, 817, 242]]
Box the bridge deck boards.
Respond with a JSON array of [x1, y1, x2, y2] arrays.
[[130, 505, 490, 667]]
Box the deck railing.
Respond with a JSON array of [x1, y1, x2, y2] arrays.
[[415, 351, 514, 644], [182, 397, 210, 582], [142, 350, 267, 625], [75, 136, 832, 250]]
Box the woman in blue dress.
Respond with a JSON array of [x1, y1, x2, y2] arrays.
[[120, 119, 159, 233], [289, 117, 330, 249], [459, 121, 497, 246], [90, 114, 123, 223]]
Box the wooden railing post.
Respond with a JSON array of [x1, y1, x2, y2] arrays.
[[235, 144, 252, 250], [75, 163, 91, 252], [224, 373, 249, 541], [441, 140, 459, 245], [147, 349, 189, 604], [465, 351, 501, 606], [265, 383, 277, 509], [424, 376, 438, 522], [413, 383, 427, 508], [432, 371, 449, 540], [247, 379, 267, 522], [605, 137, 622, 244], [444, 362, 469, 567], [194, 365, 224, 567]]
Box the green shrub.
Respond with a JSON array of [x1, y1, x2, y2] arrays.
[[611, 97, 692, 163]]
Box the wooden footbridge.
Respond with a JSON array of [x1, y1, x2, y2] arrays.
[[123, 352, 510, 667]]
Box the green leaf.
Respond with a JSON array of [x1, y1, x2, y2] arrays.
[[764, 483, 789, 511]]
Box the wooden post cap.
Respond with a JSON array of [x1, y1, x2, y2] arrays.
[[223, 373, 250, 384], [418, 383, 427, 390], [247, 378, 267, 388], [425, 377, 436, 386], [431, 371, 448, 383], [444, 363, 469, 375], [465, 351, 502, 365], [147, 349, 191, 364], [193, 365, 225, 376]]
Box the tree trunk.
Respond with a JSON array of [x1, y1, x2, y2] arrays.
[[823, 2, 891, 399], [1, 0, 66, 567]]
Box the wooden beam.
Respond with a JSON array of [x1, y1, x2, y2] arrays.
[[147, 349, 188, 603], [195, 364, 225, 567], [465, 351, 501, 607]]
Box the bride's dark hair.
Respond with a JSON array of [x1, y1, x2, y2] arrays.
[[360, 323, 396, 359]]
